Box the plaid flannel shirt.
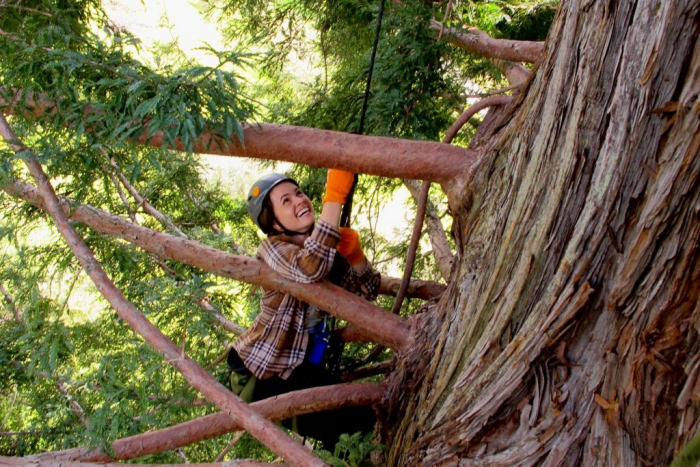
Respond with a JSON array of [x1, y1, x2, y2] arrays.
[[234, 219, 380, 380]]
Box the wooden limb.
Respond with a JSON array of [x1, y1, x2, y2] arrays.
[[379, 275, 446, 300], [105, 170, 136, 222], [436, 0, 453, 42], [102, 153, 246, 336], [0, 458, 274, 467], [100, 148, 186, 237], [492, 60, 532, 87], [202, 300, 247, 336], [214, 432, 244, 462], [55, 382, 89, 428], [443, 95, 514, 144], [430, 19, 543, 63], [390, 180, 429, 316], [402, 180, 454, 282], [0, 89, 478, 186], [341, 360, 394, 382], [0, 115, 325, 467], [135, 122, 476, 186], [3, 180, 411, 351], [387, 97, 513, 314], [33, 382, 386, 462]]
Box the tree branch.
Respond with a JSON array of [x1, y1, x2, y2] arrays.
[[0, 114, 326, 467], [100, 148, 186, 237], [444, 96, 514, 144], [32, 383, 386, 462], [3, 179, 411, 351], [100, 151, 246, 336], [341, 360, 394, 382], [402, 180, 454, 281], [431, 19, 544, 64], [0, 89, 478, 185], [378, 276, 445, 300]]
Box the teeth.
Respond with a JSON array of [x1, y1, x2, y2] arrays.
[[297, 208, 309, 217]]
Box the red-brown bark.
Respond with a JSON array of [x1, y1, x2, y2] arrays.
[[2, 179, 411, 351], [378, 276, 446, 300], [402, 179, 454, 281], [443, 96, 514, 145], [431, 20, 544, 64], [33, 383, 385, 462], [0, 116, 326, 467], [384, 0, 700, 464], [0, 90, 477, 186]]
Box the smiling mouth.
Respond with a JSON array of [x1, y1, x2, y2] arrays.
[[297, 208, 310, 218]]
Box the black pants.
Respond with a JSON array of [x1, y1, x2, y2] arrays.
[[229, 349, 375, 451]]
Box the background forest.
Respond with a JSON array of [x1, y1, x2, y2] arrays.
[[0, 0, 555, 463]]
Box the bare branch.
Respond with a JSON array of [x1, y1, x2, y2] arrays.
[[105, 169, 137, 222], [0, 89, 478, 186], [430, 19, 544, 63], [444, 96, 514, 144], [100, 151, 246, 336], [492, 60, 532, 87], [199, 299, 247, 336], [55, 382, 89, 428], [100, 148, 186, 237], [0, 114, 326, 467], [214, 432, 244, 462], [379, 276, 445, 301], [3, 180, 411, 351], [34, 383, 386, 462], [402, 180, 454, 281], [390, 180, 429, 315], [341, 360, 394, 382]]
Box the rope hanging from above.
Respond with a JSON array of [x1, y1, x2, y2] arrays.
[[340, 0, 387, 228]]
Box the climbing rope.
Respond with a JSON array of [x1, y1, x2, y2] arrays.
[[340, 0, 387, 228]]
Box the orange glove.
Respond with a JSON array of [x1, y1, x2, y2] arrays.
[[338, 227, 365, 265], [322, 169, 355, 204]]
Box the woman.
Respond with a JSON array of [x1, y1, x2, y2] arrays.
[[228, 169, 380, 450]]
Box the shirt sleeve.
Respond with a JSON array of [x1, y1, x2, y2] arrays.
[[259, 219, 341, 284]]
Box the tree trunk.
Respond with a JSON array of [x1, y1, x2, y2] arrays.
[[384, 0, 700, 465]]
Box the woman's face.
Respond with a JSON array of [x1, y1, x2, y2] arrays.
[[269, 181, 315, 233]]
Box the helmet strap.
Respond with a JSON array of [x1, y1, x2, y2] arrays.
[[271, 216, 315, 237]]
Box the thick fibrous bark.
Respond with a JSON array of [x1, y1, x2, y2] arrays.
[[0, 90, 476, 185], [34, 383, 385, 462], [0, 458, 273, 467], [378, 276, 445, 300], [430, 20, 544, 64], [0, 117, 326, 467], [3, 180, 411, 351], [386, 0, 700, 465]]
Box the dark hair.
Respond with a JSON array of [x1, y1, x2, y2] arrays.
[[257, 196, 279, 235]]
